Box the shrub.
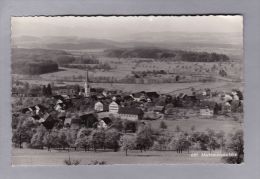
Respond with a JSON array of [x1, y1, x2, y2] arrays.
[[159, 121, 167, 129], [64, 159, 81, 165], [88, 160, 107, 165]]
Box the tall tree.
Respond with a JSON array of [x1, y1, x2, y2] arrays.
[[46, 83, 52, 96], [136, 124, 154, 151], [90, 129, 106, 151], [104, 129, 121, 152], [120, 135, 136, 156], [30, 125, 46, 149], [222, 130, 244, 164]]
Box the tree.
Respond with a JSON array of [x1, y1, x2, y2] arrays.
[[175, 75, 180, 82], [75, 128, 92, 151], [67, 129, 78, 150], [46, 83, 52, 96], [216, 130, 225, 152], [90, 129, 106, 151], [175, 125, 181, 132], [120, 135, 136, 156], [30, 125, 46, 149], [190, 125, 196, 132], [12, 119, 36, 148], [110, 118, 124, 132], [136, 124, 154, 151], [75, 136, 92, 152], [222, 130, 244, 164], [159, 121, 167, 130], [104, 129, 121, 152], [157, 132, 171, 150], [43, 129, 60, 151], [42, 85, 47, 96], [206, 129, 220, 153], [122, 120, 137, 133], [58, 128, 70, 150]]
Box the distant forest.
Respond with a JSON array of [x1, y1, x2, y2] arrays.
[[11, 47, 230, 75], [11, 48, 99, 75], [12, 60, 59, 75], [105, 48, 230, 62]]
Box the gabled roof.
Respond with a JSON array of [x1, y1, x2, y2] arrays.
[[146, 92, 160, 98], [132, 92, 145, 98], [154, 106, 165, 111], [119, 107, 144, 115]]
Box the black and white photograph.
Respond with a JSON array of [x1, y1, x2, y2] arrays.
[[11, 15, 244, 165]]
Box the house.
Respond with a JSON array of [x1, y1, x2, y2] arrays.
[[40, 112, 59, 129], [200, 107, 214, 116], [97, 120, 108, 129], [131, 92, 146, 102], [70, 117, 81, 130], [54, 103, 66, 112], [94, 101, 104, 112], [109, 101, 119, 114], [118, 107, 144, 121], [153, 105, 165, 114], [64, 117, 73, 128], [146, 92, 160, 101], [123, 95, 134, 101], [143, 111, 163, 120]]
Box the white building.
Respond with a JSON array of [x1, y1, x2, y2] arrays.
[[109, 101, 119, 114], [200, 108, 214, 116], [94, 101, 104, 112]]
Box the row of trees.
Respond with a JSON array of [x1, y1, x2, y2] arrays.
[[105, 48, 230, 62], [12, 116, 243, 163]]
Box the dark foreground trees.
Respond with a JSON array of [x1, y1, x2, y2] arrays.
[[222, 130, 244, 164]]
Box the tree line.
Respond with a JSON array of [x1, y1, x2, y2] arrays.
[[12, 115, 243, 164], [105, 48, 230, 62], [12, 60, 59, 75]]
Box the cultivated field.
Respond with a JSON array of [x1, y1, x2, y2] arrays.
[[148, 118, 242, 134]]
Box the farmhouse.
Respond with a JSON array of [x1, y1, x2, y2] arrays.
[[131, 92, 146, 102], [200, 107, 214, 116], [153, 105, 165, 114], [109, 101, 119, 114], [118, 107, 144, 121], [97, 120, 108, 129], [146, 92, 160, 101], [94, 101, 104, 112]]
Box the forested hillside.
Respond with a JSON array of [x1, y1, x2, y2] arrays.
[[11, 48, 99, 75], [105, 48, 230, 62]]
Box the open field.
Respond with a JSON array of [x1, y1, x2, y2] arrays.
[[148, 118, 242, 134], [14, 73, 243, 94], [12, 148, 224, 165]]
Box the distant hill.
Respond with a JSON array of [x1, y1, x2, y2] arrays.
[[11, 32, 242, 59], [11, 48, 73, 63], [105, 47, 230, 62], [12, 36, 120, 50]]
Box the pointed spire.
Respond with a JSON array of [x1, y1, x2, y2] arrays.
[[84, 69, 90, 97]]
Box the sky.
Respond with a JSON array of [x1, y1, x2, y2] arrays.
[[11, 16, 243, 40]]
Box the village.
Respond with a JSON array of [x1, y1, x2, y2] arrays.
[[12, 70, 243, 132], [10, 68, 244, 165]]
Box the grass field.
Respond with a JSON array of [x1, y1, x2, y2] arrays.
[[12, 148, 224, 165], [148, 118, 242, 134]]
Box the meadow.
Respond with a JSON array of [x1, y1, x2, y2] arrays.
[[12, 148, 223, 165]]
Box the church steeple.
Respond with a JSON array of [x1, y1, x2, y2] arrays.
[[84, 70, 90, 97]]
